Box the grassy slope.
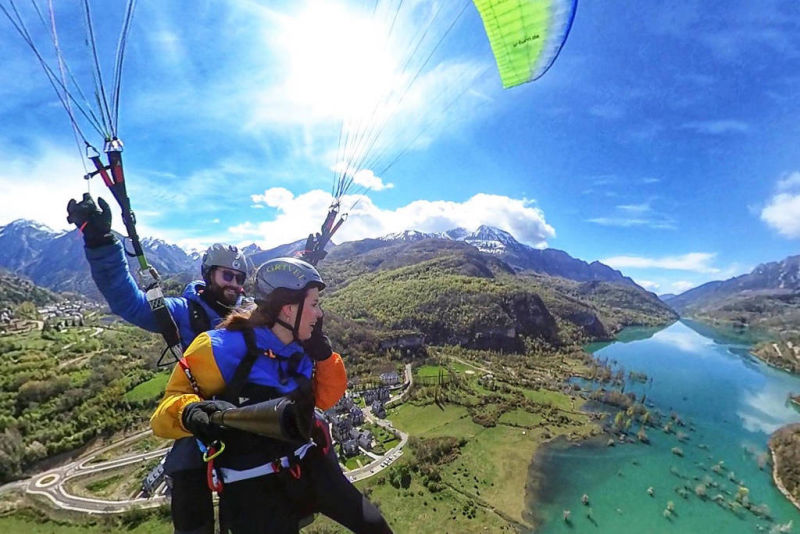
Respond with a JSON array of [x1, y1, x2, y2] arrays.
[[0, 511, 171, 534]]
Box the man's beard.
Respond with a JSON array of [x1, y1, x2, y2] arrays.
[[206, 283, 239, 308]]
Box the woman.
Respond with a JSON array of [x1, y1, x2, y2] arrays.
[[151, 257, 392, 534]]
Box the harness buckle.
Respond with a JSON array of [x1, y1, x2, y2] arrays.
[[271, 460, 282, 473]]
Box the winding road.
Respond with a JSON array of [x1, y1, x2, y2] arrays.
[[1, 363, 417, 512], [1, 430, 170, 514]]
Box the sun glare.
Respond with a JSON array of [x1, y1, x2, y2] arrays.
[[279, 2, 403, 121]]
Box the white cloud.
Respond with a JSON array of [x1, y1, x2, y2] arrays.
[[352, 169, 393, 191], [587, 216, 675, 230], [0, 144, 107, 231], [235, 188, 554, 250], [252, 187, 295, 208], [680, 120, 748, 134], [761, 171, 800, 238], [761, 193, 800, 238], [601, 252, 719, 273], [777, 171, 800, 191], [330, 164, 394, 192], [616, 202, 651, 214], [588, 199, 674, 229]]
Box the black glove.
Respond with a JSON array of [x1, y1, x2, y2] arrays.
[[301, 315, 333, 361], [181, 400, 235, 443], [66, 193, 115, 248]]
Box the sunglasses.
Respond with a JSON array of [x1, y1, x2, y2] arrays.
[[218, 269, 246, 285]]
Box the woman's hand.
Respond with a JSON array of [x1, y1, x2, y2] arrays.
[[181, 400, 235, 442]]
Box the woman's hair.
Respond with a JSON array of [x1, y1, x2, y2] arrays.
[[217, 287, 306, 332]]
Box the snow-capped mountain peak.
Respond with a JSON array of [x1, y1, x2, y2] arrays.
[[0, 218, 56, 236], [462, 225, 522, 254], [379, 230, 440, 242]]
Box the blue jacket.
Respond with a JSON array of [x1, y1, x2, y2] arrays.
[[85, 239, 232, 474], [85, 240, 232, 346]]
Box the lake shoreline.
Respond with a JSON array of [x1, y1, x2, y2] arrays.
[[770, 447, 800, 512], [523, 412, 612, 530], [524, 321, 800, 532]]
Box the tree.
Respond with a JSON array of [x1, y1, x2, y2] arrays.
[[15, 301, 38, 320], [0, 428, 24, 482]]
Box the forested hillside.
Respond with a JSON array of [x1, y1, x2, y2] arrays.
[[0, 272, 61, 308], [0, 324, 164, 482], [323, 251, 676, 353]]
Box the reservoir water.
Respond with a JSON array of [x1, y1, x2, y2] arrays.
[[532, 320, 800, 533]]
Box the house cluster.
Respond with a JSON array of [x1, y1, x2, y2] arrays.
[[39, 300, 97, 329], [380, 370, 400, 385], [325, 396, 374, 458], [362, 386, 391, 419]]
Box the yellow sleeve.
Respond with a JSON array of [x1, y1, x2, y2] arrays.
[[150, 333, 227, 439], [312, 352, 347, 411]]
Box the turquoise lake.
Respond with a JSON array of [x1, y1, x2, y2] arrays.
[[531, 320, 800, 533]]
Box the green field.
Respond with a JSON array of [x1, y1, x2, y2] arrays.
[[343, 453, 374, 470], [387, 404, 480, 438], [123, 372, 170, 402], [0, 508, 171, 534], [519, 387, 576, 412], [416, 365, 451, 378]]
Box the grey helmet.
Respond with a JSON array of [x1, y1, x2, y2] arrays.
[[201, 243, 247, 279], [254, 257, 325, 303]]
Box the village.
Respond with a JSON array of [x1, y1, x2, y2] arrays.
[[0, 299, 101, 335], [325, 369, 402, 458]]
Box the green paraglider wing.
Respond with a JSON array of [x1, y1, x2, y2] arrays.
[[473, 0, 578, 88]]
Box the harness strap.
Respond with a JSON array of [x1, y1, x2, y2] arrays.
[[225, 328, 262, 400], [187, 298, 212, 337], [177, 358, 201, 395], [219, 442, 315, 484]]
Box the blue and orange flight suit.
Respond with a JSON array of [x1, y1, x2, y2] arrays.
[[151, 326, 391, 534]]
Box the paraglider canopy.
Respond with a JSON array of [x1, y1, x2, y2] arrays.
[[473, 0, 578, 89]]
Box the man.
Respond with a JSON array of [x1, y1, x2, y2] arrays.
[[67, 193, 247, 533], [66, 194, 247, 342], [67, 194, 345, 533]]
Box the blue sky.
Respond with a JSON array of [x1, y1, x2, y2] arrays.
[[0, 0, 798, 295]]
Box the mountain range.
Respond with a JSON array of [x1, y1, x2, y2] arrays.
[[664, 255, 800, 313], [0, 220, 639, 298], [662, 255, 799, 339]]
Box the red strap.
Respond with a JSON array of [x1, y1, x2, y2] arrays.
[[178, 357, 201, 395], [89, 156, 114, 187], [206, 450, 224, 493]]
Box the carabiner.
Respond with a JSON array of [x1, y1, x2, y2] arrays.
[[203, 441, 226, 462]]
